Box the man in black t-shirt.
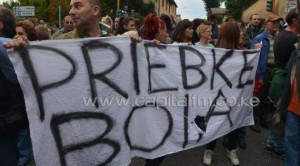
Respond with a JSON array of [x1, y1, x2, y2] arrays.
[[272, 8, 299, 101], [266, 7, 299, 159], [274, 16, 299, 69]]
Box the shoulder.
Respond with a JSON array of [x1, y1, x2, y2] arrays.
[[253, 31, 266, 41], [194, 42, 200, 46], [209, 44, 215, 48], [0, 37, 11, 43], [56, 29, 80, 39], [245, 26, 252, 32], [52, 29, 64, 39]]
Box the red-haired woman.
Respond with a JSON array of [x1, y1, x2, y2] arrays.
[[142, 13, 169, 166], [143, 13, 169, 44]]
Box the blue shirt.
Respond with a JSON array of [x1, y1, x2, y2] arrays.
[[250, 30, 272, 80], [0, 37, 19, 85]]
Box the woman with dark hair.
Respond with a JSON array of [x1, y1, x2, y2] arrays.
[[115, 16, 136, 35], [203, 22, 241, 166], [143, 13, 168, 44], [225, 16, 236, 23], [172, 19, 193, 44], [160, 14, 174, 42]]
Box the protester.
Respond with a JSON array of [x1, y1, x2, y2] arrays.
[[4, 0, 140, 48], [113, 16, 120, 35], [250, 14, 282, 133], [0, 5, 29, 166], [143, 13, 168, 44], [207, 14, 218, 45], [52, 15, 74, 39], [15, 20, 36, 166], [194, 24, 214, 48], [278, 49, 300, 166], [58, 0, 106, 39], [225, 16, 236, 23], [265, 7, 299, 160], [246, 14, 263, 48], [15, 20, 37, 41], [3, 1, 291, 165], [160, 14, 175, 43], [101, 15, 113, 34], [102, 15, 113, 27], [172, 19, 193, 44], [191, 18, 205, 44], [115, 16, 137, 36], [35, 25, 51, 40], [203, 22, 241, 166]]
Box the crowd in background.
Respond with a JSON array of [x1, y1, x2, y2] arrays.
[[0, 0, 299, 165]]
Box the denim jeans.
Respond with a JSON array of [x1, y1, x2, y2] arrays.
[[0, 132, 19, 166], [18, 128, 32, 166], [267, 131, 284, 152], [284, 111, 300, 166]]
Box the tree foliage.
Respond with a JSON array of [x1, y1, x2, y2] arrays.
[[140, 2, 155, 17], [101, 0, 154, 18], [48, 0, 70, 24], [225, 0, 257, 20], [202, 0, 220, 15], [4, 0, 154, 23]]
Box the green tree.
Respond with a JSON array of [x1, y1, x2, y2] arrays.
[[102, 0, 154, 17], [14, 0, 50, 21], [10, 0, 154, 22], [225, 0, 257, 20], [139, 2, 155, 17], [3, 0, 20, 10], [48, 0, 70, 24], [202, 0, 220, 15]]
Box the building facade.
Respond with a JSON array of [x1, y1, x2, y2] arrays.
[[143, 0, 177, 18], [242, 0, 296, 23]]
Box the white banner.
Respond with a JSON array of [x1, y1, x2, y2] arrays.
[[9, 37, 259, 166]]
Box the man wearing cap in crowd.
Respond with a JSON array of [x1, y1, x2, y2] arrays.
[[250, 13, 283, 132]]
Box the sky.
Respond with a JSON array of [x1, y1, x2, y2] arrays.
[[174, 0, 207, 20], [174, 0, 225, 21]]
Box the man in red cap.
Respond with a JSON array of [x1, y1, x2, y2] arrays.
[[250, 13, 283, 132]]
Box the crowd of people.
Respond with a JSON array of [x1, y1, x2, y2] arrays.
[[0, 0, 299, 166]]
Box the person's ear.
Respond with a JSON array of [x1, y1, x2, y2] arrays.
[[123, 24, 127, 30], [92, 5, 100, 17], [292, 18, 298, 25]]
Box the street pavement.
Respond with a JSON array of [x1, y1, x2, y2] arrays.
[[28, 127, 283, 166], [130, 127, 284, 166]]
